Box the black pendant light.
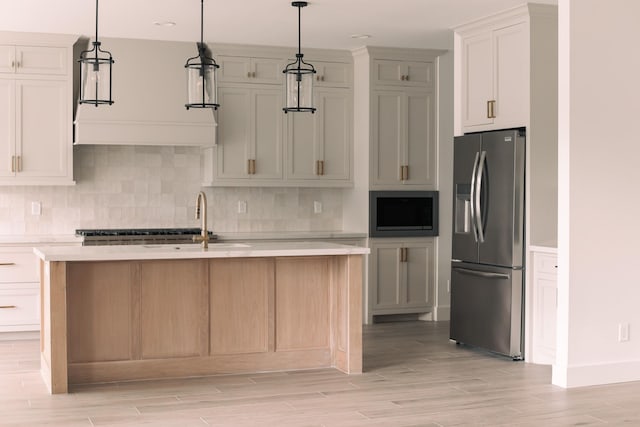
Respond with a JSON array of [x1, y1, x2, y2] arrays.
[[283, 1, 316, 114], [185, 0, 219, 110], [78, 0, 114, 107]]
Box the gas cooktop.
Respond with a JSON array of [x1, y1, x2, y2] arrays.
[[76, 228, 216, 245]]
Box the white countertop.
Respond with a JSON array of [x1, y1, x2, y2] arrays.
[[215, 231, 368, 241], [0, 234, 83, 245], [34, 241, 370, 262]]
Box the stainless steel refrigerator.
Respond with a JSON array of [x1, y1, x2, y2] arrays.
[[450, 128, 525, 359]]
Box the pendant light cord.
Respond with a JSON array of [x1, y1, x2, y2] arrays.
[[297, 4, 302, 57], [200, 0, 204, 45], [95, 0, 99, 43]]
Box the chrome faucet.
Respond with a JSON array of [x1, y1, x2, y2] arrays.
[[194, 191, 209, 249]]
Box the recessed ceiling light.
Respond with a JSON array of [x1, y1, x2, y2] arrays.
[[351, 34, 372, 39], [154, 21, 177, 27]]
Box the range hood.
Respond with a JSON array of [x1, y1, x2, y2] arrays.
[[74, 37, 216, 146]]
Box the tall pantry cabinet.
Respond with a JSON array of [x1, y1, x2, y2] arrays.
[[0, 33, 76, 185]]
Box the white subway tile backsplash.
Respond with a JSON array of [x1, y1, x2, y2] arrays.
[[0, 145, 343, 235]]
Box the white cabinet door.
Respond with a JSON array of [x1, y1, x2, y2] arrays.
[[493, 22, 528, 129], [312, 61, 351, 88], [16, 79, 68, 178], [461, 32, 494, 129], [216, 87, 252, 179], [404, 91, 436, 186], [404, 241, 435, 309], [371, 89, 436, 188], [218, 56, 283, 84], [532, 251, 557, 365], [251, 88, 283, 180], [286, 89, 351, 184], [15, 46, 67, 75], [459, 21, 528, 133], [0, 46, 15, 73], [371, 91, 402, 186], [212, 86, 283, 182], [370, 238, 435, 317], [372, 59, 433, 88], [0, 79, 15, 178]]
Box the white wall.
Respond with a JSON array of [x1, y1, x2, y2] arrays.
[[435, 48, 454, 320], [0, 145, 343, 235], [554, 0, 640, 387]]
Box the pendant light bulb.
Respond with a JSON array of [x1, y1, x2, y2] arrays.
[[78, 0, 114, 107], [283, 1, 316, 113]]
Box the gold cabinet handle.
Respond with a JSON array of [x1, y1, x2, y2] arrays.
[[320, 160, 325, 176], [487, 100, 496, 119], [247, 159, 252, 174], [0, 305, 17, 309], [11, 156, 15, 173], [404, 165, 409, 181], [321, 75, 325, 82], [250, 159, 256, 175], [0, 262, 16, 266], [247, 71, 251, 78], [316, 160, 321, 176], [399, 165, 404, 180], [405, 74, 409, 81], [399, 248, 408, 263], [17, 156, 22, 172]]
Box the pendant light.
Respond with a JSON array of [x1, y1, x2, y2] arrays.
[[283, 1, 316, 113], [185, 0, 219, 110], [78, 0, 114, 107]]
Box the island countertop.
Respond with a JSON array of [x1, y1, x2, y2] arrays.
[[34, 241, 370, 262]]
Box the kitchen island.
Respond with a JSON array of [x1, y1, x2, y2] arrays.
[[35, 242, 368, 394]]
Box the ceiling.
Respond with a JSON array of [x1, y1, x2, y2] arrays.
[[2, 0, 557, 50]]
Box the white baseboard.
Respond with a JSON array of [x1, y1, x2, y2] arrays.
[[0, 331, 39, 341], [553, 359, 640, 388]]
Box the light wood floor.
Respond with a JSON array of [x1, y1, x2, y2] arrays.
[[2, 321, 640, 426]]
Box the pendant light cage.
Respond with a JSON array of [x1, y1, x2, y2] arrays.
[[283, 1, 316, 113], [78, 0, 114, 107], [185, 0, 219, 110]]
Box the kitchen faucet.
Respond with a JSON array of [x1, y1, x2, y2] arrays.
[[194, 191, 209, 249]]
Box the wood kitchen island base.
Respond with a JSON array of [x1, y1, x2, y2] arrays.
[[37, 243, 366, 394]]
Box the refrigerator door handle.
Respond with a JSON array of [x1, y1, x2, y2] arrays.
[[452, 267, 510, 280], [469, 151, 481, 242], [475, 150, 487, 243]]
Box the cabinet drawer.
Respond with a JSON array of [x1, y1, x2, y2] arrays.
[[534, 253, 557, 275], [0, 250, 39, 283], [0, 286, 39, 329]]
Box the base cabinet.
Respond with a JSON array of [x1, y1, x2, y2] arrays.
[[531, 250, 558, 364], [369, 238, 435, 321], [60, 255, 362, 389]]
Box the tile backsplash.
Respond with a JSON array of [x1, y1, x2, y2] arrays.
[[0, 145, 343, 235]]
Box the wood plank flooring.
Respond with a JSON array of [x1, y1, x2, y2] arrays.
[[2, 321, 640, 426]]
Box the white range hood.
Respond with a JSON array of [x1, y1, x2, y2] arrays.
[[74, 37, 216, 146]]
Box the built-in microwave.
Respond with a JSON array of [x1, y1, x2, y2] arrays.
[[369, 191, 439, 237]]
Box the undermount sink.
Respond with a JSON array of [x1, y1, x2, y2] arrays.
[[141, 243, 250, 250]]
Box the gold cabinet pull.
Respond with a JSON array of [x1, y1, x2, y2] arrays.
[[0, 305, 17, 309], [405, 74, 409, 81], [316, 160, 321, 176], [404, 165, 409, 181], [321, 75, 325, 82], [399, 248, 408, 263], [399, 165, 404, 180], [11, 156, 15, 173], [247, 71, 251, 78], [0, 262, 16, 266], [247, 159, 253, 174], [250, 159, 256, 175], [320, 160, 324, 176], [487, 100, 496, 119], [17, 155, 22, 172]]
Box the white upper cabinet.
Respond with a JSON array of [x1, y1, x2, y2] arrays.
[[0, 34, 76, 186], [454, 4, 557, 135], [371, 89, 436, 188], [217, 55, 284, 85], [458, 21, 528, 132], [311, 60, 351, 88], [372, 59, 434, 88], [204, 46, 353, 188], [205, 86, 283, 184], [0, 45, 67, 75], [286, 88, 351, 184]]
